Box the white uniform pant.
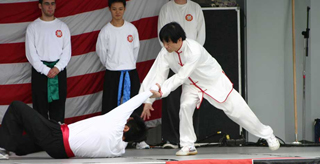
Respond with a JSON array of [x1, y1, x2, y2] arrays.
[[179, 84, 274, 147]]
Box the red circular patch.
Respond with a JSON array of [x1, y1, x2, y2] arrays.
[[185, 14, 193, 21], [56, 30, 63, 38], [127, 35, 133, 43]]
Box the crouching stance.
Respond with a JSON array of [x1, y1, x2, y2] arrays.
[[140, 22, 280, 156], [0, 89, 159, 159]]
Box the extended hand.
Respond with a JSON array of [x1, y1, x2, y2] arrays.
[[141, 103, 154, 120]]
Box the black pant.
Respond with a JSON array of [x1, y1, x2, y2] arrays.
[[0, 101, 68, 158], [101, 69, 142, 116], [161, 70, 180, 144], [31, 67, 67, 123]]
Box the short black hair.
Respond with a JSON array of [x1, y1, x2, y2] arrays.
[[159, 22, 186, 43], [123, 114, 147, 142], [108, 0, 126, 8], [39, 0, 55, 4]]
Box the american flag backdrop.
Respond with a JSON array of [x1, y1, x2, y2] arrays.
[[0, 0, 168, 127]]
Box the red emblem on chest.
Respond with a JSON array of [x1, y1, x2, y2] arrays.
[[185, 14, 193, 21], [56, 30, 63, 38], [127, 35, 133, 43]]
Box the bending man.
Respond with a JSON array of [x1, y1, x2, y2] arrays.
[[139, 22, 280, 156]]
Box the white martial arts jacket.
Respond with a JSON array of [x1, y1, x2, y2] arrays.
[[66, 90, 154, 158], [140, 39, 233, 108], [158, 0, 206, 45]]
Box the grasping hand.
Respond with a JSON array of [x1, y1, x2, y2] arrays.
[[150, 83, 162, 98]]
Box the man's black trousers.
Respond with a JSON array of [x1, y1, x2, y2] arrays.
[[0, 101, 68, 158], [31, 67, 67, 123]]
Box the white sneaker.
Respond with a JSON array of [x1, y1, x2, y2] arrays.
[[175, 146, 197, 156], [136, 141, 150, 149], [0, 149, 9, 160], [266, 134, 280, 151]]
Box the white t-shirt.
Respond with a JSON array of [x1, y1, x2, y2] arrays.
[[25, 18, 71, 75], [96, 21, 140, 70], [68, 90, 153, 158], [158, 0, 206, 45]]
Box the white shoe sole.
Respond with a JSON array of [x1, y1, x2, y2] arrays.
[[176, 151, 198, 156]]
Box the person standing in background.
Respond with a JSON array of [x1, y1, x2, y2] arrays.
[[25, 0, 71, 123], [158, 0, 205, 45], [155, 0, 206, 149], [96, 0, 149, 149]]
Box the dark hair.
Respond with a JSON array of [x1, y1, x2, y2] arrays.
[[108, 0, 126, 8], [159, 22, 186, 43], [39, 0, 55, 4], [123, 114, 147, 142]]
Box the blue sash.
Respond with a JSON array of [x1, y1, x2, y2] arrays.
[[117, 70, 131, 105]]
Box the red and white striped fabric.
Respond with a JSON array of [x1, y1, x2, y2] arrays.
[[0, 0, 168, 127]]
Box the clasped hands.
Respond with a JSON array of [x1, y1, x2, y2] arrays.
[[47, 67, 59, 78], [150, 83, 162, 98], [141, 83, 162, 120]]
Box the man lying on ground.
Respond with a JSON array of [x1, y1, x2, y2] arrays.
[[0, 85, 161, 159]]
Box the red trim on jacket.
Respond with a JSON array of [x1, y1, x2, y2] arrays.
[[60, 124, 75, 158], [176, 51, 234, 108], [175, 41, 183, 54]]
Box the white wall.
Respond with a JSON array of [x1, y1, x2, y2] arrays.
[[283, 0, 311, 143], [246, 0, 320, 142], [309, 0, 320, 141]]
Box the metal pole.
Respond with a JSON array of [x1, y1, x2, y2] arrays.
[[301, 6, 310, 143], [291, 0, 300, 145]]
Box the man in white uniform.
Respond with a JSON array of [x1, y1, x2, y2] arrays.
[[96, 0, 149, 149], [157, 0, 205, 148], [96, 0, 140, 115], [0, 86, 160, 159], [25, 0, 71, 123], [158, 0, 205, 45], [140, 22, 280, 156]]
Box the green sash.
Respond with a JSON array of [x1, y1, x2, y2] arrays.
[[43, 60, 59, 103]]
